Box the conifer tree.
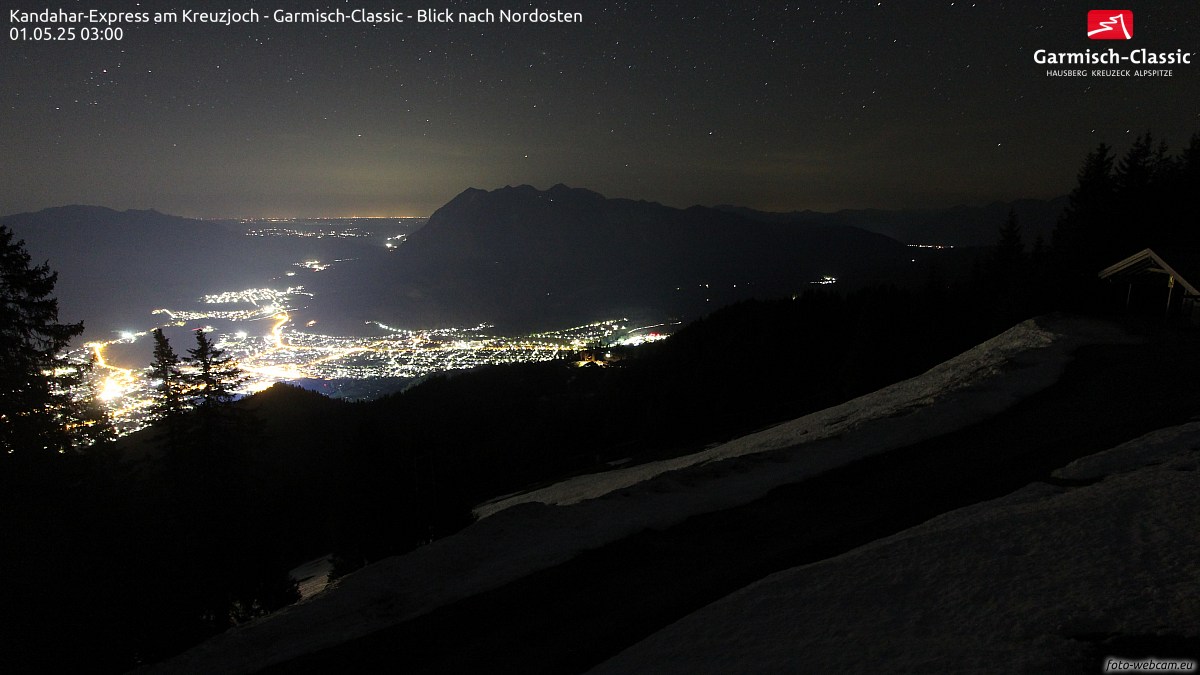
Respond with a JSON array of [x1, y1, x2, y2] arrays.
[[0, 225, 87, 456], [1114, 132, 1158, 196], [150, 328, 187, 431], [185, 329, 246, 410], [993, 208, 1025, 271], [1052, 142, 1115, 271], [69, 351, 116, 447]]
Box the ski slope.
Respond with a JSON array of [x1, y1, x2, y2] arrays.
[[149, 315, 1134, 674], [591, 421, 1200, 673]]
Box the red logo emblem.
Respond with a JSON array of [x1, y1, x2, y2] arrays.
[[1088, 10, 1133, 40]]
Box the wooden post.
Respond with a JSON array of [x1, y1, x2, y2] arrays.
[[1166, 275, 1175, 319]]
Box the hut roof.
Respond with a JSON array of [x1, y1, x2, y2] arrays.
[[1099, 248, 1200, 297]]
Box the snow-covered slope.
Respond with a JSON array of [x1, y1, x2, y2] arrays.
[[147, 316, 1133, 674], [591, 421, 1200, 674], [475, 315, 1127, 517]]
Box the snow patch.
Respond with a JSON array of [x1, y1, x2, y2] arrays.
[[1054, 420, 1200, 482], [289, 555, 334, 601], [591, 422, 1200, 674]]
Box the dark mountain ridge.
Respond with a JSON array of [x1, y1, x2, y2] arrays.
[[716, 196, 1069, 247], [307, 184, 914, 333]]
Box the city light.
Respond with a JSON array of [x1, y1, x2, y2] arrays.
[[73, 313, 640, 436], [66, 224, 670, 437]]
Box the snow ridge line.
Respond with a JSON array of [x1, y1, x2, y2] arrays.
[[475, 315, 1106, 518]]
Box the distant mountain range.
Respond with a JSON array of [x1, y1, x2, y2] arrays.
[[305, 184, 919, 332], [1, 188, 1069, 337], [715, 197, 1068, 248]]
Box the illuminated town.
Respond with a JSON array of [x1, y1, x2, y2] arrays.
[[70, 222, 672, 435], [77, 309, 666, 436]]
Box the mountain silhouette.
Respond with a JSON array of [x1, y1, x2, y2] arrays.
[[715, 197, 1068, 248], [306, 184, 912, 332]]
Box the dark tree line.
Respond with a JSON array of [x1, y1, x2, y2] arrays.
[[1049, 132, 1200, 309], [1, 226, 295, 672], [149, 327, 251, 475], [0, 225, 111, 457], [150, 327, 247, 419], [963, 132, 1200, 327], [1, 226, 124, 670]]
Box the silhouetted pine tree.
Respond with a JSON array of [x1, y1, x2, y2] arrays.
[[1174, 134, 1200, 249], [150, 328, 188, 435], [993, 208, 1025, 272], [186, 329, 246, 410], [985, 208, 1031, 325], [1046, 133, 1200, 312], [0, 225, 88, 457], [1053, 142, 1115, 274], [1030, 234, 1047, 268], [156, 330, 294, 637], [1111, 132, 1172, 253], [1049, 143, 1118, 309], [0, 225, 123, 673], [71, 351, 116, 447], [178, 328, 251, 487]]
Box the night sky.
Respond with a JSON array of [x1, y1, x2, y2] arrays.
[[3, 1, 1199, 217]]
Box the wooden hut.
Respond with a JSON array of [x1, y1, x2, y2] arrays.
[[1099, 248, 1199, 322]]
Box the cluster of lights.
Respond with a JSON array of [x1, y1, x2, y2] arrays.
[[244, 227, 369, 239], [153, 307, 266, 322], [527, 320, 632, 349], [74, 341, 155, 435], [75, 317, 653, 437], [69, 218, 452, 435], [614, 333, 667, 347], [200, 286, 310, 305], [371, 321, 493, 336], [292, 259, 356, 273], [240, 218, 426, 248]]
